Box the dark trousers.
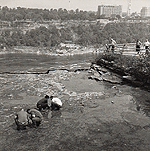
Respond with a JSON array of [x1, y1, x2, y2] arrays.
[[15, 119, 27, 130], [32, 117, 42, 127], [37, 103, 49, 111], [51, 102, 61, 110]]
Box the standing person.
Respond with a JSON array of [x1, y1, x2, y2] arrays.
[[50, 96, 62, 110], [110, 38, 117, 53], [144, 39, 150, 55], [27, 108, 43, 128], [37, 95, 50, 111], [136, 39, 142, 54], [14, 109, 32, 130], [105, 44, 110, 53]]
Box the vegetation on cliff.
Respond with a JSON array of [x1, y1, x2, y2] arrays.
[[1, 22, 150, 48], [95, 53, 150, 87]]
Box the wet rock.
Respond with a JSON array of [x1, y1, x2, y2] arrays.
[[88, 75, 103, 81], [102, 73, 122, 84], [123, 76, 135, 81]]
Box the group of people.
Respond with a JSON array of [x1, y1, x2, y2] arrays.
[[14, 95, 62, 130], [136, 39, 150, 55], [105, 38, 150, 56]]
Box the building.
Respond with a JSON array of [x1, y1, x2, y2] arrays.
[[127, 0, 131, 16], [141, 7, 150, 17], [97, 5, 122, 17]]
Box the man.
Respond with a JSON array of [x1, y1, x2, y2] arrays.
[[37, 95, 50, 111], [110, 38, 117, 53], [144, 39, 150, 55], [27, 108, 43, 128], [14, 109, 32, 130], [50, 96, 62, 110], [136, 39, 142, 54]]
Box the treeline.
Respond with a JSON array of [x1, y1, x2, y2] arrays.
[[0, 6, 97, 21], [1, 22, 150, 47]]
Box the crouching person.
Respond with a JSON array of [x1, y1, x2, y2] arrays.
[[14, 109, 32, 130], [27, 108, 43, 128], [37, 95, 50, 111], [50, 96, 62, 111]]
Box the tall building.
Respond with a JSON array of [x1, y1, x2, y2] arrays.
[[127, 0, 131, 16], [97, 5, 122, 17], [141, 7, 150, 17]]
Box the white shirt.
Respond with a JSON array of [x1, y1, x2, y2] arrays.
[[111, 39, 116, 45], [144, 41, 150, 46], [52, 98, 62, 106]]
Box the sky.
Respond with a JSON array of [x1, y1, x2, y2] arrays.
[[0, 0, 150, 13]]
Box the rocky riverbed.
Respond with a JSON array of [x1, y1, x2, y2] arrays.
[[0, 64, 150, 151]]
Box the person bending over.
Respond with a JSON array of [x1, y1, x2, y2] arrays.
[[27, 108, 43, 128], [37, 95, 50, 111], [50, 96, 62, 111], [14, 109, 32, 130]]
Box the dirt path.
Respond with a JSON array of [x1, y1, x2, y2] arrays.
[[0, 70, 150, 151]]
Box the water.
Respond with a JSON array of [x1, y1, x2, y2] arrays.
[[0, 53, 98, 73], [0, 52, 150, 116], [1, 52, 150, 151]]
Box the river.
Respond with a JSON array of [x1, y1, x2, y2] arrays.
[[0, 52, 150, 151], [0, 53, 98, 73]]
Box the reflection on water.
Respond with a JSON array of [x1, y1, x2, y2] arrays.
[[42, 110, 62, 119]]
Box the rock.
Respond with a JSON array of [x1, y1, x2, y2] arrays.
[[123, 76, 135, 81], [94, 72, 100, 77], [102, 74, 122, 84], [88, 75, 103, 81]]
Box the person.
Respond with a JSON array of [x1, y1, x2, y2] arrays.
[[105, 44, 110, 53], [50, 96, 62, 110], [37, 95, 50, 111], [144, 39, 150, 55], [27, 108, 43, 128], [110, 38, 117, 53], [14, 109, 32, 130], [136, 39, 142, 54]]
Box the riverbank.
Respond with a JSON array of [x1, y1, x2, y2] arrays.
[[94, 53, 150, 91], [0, 45, 100, 56]]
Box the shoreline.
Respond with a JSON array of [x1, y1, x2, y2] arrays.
[[0, 46, 102, 56]]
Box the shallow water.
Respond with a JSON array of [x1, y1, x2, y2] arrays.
[[0, 52, 150, 115], [0, 52, 150, 151]]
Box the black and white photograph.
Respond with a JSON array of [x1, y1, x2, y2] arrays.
[[0, 0, 150, 150]]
